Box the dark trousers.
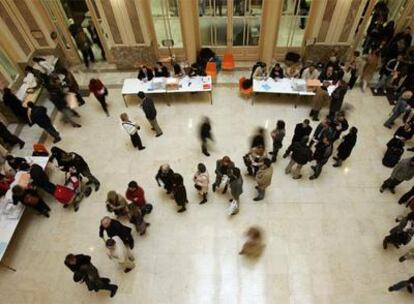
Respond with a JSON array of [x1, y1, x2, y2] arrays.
[[399, 186, 414, 205], [96, 95, 109, 115], [80, 168, 100, 188], [312, 160, 327, 178], [389, 280, 413, 292], [81, 47, 95, 68], [201, 138, 208, 154], [121, 234, 134, 249], [349, 70, 357, 89], [43, 125, 60, 140], [33, 199, 51, 215], [35, 180, 56, 195], [0, 132, 24, 146], [130, 133, 144, 150], [381, 178, 402, 191], [75, 92, 86, 106]]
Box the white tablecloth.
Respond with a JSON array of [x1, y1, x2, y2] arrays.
[[121, 76, 212, 95], [253, 78, 315, 96], [0, 156, 49, 260]]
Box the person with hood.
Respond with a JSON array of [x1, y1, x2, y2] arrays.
[[284, 136, 313, 179], [138, 91, 163, 137], [333, 127, 358, 167], [172, 173, 188, 213], [253, 158, 273, 201], [1, 87, 28, 122], [384, 90, 412, 128], [27, 102, 61, 143], [155, 164, 175, 194], [193, 163, 209, 204], [310, 136, 333, 180], [380, 157, 414, 194], [228, 167, 243, 215]]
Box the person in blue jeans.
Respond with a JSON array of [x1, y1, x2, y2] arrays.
[[384, 90, 413, 128]]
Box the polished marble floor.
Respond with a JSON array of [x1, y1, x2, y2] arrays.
[[1, 73, 413, 304]]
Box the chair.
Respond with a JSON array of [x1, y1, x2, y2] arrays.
[[205, 62, 217, 82], [222, 53, 235, 71], [239, 77, 253, 98]]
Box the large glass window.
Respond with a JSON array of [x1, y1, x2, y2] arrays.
[[0, 49, 19, 82], [198, 0, 228, 46], [151, 0, 183, 48], [232, 0, 263, 46], [277, 0, 311, 47]]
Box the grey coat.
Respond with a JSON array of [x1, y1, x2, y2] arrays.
[[391, 158, 414, 181]]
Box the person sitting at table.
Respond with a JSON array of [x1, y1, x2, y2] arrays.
[[251, 62, 267, 79], [6, 155, 28, 173], [269, 63, 284, 79], [189, 62, 206, 77], [318, 66, 337, 83], [301, 64, 320, 81], [173, 63, 184, 77], [12, 185, 51, 218], [154, 62, 170, 78], [285, 64, 300, 78], [137, 65, 154, 81]]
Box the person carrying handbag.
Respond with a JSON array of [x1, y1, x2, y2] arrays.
[[120, 113, 145, 150]]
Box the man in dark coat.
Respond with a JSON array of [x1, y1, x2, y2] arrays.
[[283, 119, 312, 158], [155, 164, 175, 194], [27, 102, 61, 143], [86, 20, 106, 60], [213, 156, 235, 193], [138, 91, 162, 137], [333, 127, 357, 167], [284, 136, 312, 179], [29, 163, 56, 195], [0, 122, 24, 149], [99, 216, 134, 249], [331, 112, 349, 142], [2, 88, 28, 122], [329, 80, 347, 118], [172, 173, 188, 213], [310, 136, 333, 180], [199, 117, 213, 156]]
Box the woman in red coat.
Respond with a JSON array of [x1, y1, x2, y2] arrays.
[[88, 78, 109, 116]]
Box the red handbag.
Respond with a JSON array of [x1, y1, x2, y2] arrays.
[[54, 185, 75, 205]]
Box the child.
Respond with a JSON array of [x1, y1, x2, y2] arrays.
[[120, 113, 145, 150], [193, 163, 209, 204]]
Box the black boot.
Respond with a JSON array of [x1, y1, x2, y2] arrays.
[[199, 193, 207, 205]]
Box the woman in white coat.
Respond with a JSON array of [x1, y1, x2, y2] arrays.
[[193, 163, 209, 204]]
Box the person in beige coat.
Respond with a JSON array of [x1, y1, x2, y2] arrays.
[[106, 191, 128, 217], [239, 226, 265, 258], [310, 84, 330, 121], [253, 158, 273, 201], [193, 163, 209, 204]]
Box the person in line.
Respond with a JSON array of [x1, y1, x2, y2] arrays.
[[333, 127, 358, 167], [153, 62, 170, 78], [239, 226, 264, 257], [374, 55, 406, 94], [137, 65, 154, 81], [106, 191, 128, 217], [125, 181, 149, 216], [99, 216, 134, 249], [329, 79, 348, 118], [245, 145, 266, 177], [253, 158, 273, 201], [1, 87, 28, 122], [212, 156, 235, 193], [172, 173, 188, 213], [250, 127, 266, 149], [60, 68, 85, 106], [310, 136, 333, 180], [269, 63, 284, 79], [228, 167, 243, 215], [89, 78, 109, 116], [398, 186, 414, 205], [138, 92, 163, 137], [0, 122, 24, 149], [380, 157, 414, 194], [127, 201, 150, 235], [384, 90, 412, 128], [270, 120, 285, 162], [283, 119, 312, 157], [301, 64, 319, 81], [106, 237, 135, 273], [86, 20, 106, 60], [310, 117, 335, 147], [49, 147, 101, 191], [199, 117, 213, 156], [12, 185, 51, 217], [388, 276, 414, 294], [120, 113, 145, 150], [284, 136, 312, 179], [65, 253, 118, 297], [155, 164, 175, 194], [310, 84, 329, 121], [27, 102, 61, 143], [193, 163, 209, 205]]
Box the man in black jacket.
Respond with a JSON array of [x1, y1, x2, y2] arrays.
[[199, 117, 213, 156], [99, 216, 134, 249], [27, 102, 61, 143], [284, 136, 312, 179], [310, 137, 333, 180], [138, 91, 163, 137], [283, 119, 312, 158]]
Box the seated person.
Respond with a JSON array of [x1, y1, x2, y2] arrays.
[[188, 63, 206, 77], [301, 64, 320, 81], [318, 66, 337, 83], [285, 64, 300, 78], [153, 62, 170, 78], [137, 65, 154, 81], [12, 185, 51, 218], [269, 63, 284, 79], [251, 62, 267, 79], [173, 63, 184, 77]]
